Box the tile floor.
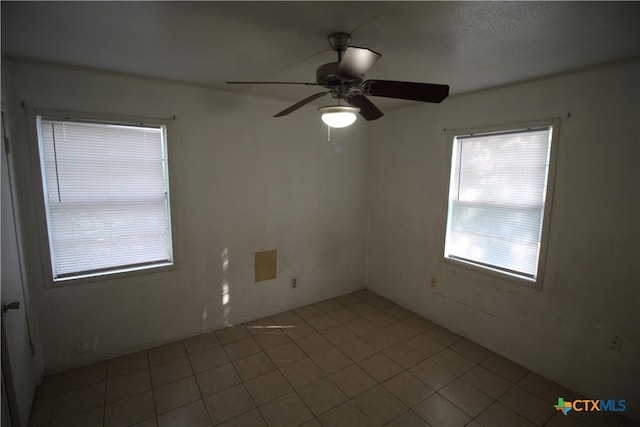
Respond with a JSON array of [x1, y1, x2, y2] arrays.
[[29, 289, 638, 427]]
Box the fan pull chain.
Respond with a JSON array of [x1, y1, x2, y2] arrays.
[[327, 125, 331, 141]]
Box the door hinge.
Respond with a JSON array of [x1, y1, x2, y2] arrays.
[[4, 137, 9, 155]]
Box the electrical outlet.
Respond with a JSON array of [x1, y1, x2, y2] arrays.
[[609, 335, 623, 352], [430, 276, 438, 287], [291, 277, 297, 288], [75, 338, 87, 355]]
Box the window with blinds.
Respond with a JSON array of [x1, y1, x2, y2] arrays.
[[36, 117, 173, 281], [444, 125, 554, 282]]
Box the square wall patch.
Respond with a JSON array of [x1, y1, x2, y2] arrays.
[[255, 250, 277, 282]]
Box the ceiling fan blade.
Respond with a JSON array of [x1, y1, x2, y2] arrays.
[[274, 91, 330, 117], [346, 93, 384, 121], [361, 80, 449, 103], [338, 47, 381, 79], [227, 81, 319, 86]]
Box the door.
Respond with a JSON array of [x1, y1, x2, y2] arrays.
[[1, 109, 37, 426]]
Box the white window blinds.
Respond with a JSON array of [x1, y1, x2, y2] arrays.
[[37, 118, 173, 280], [444, 127, 552, 280]]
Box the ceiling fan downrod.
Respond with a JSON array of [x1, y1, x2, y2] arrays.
[[328, 32, 352, 61]]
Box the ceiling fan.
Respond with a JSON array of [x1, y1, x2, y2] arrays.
[[228, 32, 449, 127]]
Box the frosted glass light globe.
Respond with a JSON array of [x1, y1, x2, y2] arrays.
[[318, 106, 360, 128]]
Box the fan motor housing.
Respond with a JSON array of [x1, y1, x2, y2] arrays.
[[316, 62, 362, 95]]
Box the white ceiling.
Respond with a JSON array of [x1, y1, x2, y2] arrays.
[[2, 1, 640, 111]]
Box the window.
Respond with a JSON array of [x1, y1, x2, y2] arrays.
[[444, 123, 556, 283], [36, 116, 173, 282]]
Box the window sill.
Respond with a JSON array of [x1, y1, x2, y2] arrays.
[[442, 256, 542, 290], [46, 262, 175, 288]]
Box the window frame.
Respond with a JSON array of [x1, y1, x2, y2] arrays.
[[441, 119, 560, 289], [30, 109, 177, 286]]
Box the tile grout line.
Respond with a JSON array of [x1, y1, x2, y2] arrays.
[[182, 341, 215, 427], [143, 347, 156, 427]]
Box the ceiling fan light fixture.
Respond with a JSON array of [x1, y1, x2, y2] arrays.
[[318, 106, 360, 128]]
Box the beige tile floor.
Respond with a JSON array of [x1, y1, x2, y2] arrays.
[[29, 289, 638, 427]]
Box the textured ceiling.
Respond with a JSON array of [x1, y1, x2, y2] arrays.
[[2, 1, 640, 110]]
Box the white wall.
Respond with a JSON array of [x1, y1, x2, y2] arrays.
[[366, 60, 640, 419], [4, 60, 368, 373], [5, 57, 639, 419]]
